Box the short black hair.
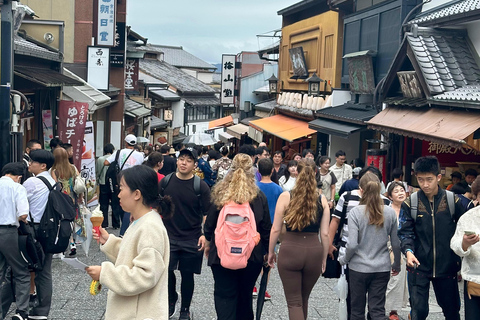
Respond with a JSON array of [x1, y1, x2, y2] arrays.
[[1, 162, 26, 176], [62, 143, 72, 150], [414, 156, 440, 176], [273, 150, 283, 157], [144, 151, 164, 168], [104, 143, 115, 155], [220, 145, 229, 156], [317, 155, 330, 166], [359, 165, 383, 182], [213, 142, 222, 152], [353, 158, 364, 168], [30, 149, 55, 170], [239, 144, 255, 157], [49, 137, 63, 150], [256, 146, 270, 156], [258, 158, 274, 177], [450, 181, 470, 195], [335, 150, 346, 158], [302, 149, 314, 157], [160, 145, 170, 154], [465, 168, 478, 178], [26, 139, 42, 149], [392, 168, 404, 179], [175, 143, 184, 151]]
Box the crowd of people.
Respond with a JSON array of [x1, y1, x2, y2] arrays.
[[1, 135, 480, 320]]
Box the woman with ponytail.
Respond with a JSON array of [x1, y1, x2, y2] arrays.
[[338, 172, 401, 320], [86, 165, 173, 320], [204, 153, 271, 320], [268, 159, 330, 320]]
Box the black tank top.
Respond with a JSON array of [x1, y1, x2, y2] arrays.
[[285, 195, 323, 233]]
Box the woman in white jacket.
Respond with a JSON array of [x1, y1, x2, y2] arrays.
[[450, 176, 480, 320]]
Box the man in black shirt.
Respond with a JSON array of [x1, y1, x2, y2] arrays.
[[159, 144, 177, 176], [162, 148, 211, 320]]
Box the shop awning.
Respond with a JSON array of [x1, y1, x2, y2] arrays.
[[308, 118, 363, 138], [124, 98, 151, 118], [226, 124, 250, 140], [367, 106, 480, 150], [172, 133, 188, 144], [250, 114, 316, 142], [149, 88, 181, 101], [208, 115, 234, 130], [219, 131, 235, 144], [14, 66, 83, 87], [150, 115, 168, 130]]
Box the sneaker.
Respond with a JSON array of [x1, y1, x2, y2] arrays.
[[69, 248, 77, 257], [12, 313, 27, 320], [28, 316, 48, 320], [264, 291, 271, 301], [388, 311, 400, 320], [169, 291, 178, 318], [179, 309, 191, 320], [252, 286, 258, 296], [52, 253, 64, 259]]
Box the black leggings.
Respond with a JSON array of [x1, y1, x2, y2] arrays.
[[277, 232, 323, 320], [168, 270, 195, 310]]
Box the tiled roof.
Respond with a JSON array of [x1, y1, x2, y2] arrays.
[[14, 37, 61, 62], [135, 44, 216, 70], [255, 99, 277, 112], [182, 96, 220, 106], [431, 84, 480, 102], [409, 0, 480, 25], [14, 66, 83, 87], [139, 71, 168, 85], [150, 115, 168, 130], [139, 59, 215, 94], [406, 29, 480, 95], [383, 97, 429, 107], [317, 103, 379, 125]]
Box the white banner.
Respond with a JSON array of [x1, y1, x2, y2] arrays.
[[87, 47, 110, 90], [97, 0, 116, 46], [81, 121, 98, 207], [220, 54, 236, 104]]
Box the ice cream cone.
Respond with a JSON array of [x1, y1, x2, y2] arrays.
[[90, 217, 104, 243]]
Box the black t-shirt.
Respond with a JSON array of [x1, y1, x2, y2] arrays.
[[159, 155, 177, 176], [162, 174, 211, 240]]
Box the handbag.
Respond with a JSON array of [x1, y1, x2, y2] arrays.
[[467, 281, 480, 299], [323, 244, 342, 278], [74, 174, 87, 194]]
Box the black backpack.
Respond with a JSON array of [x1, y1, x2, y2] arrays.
[[18, 220, 45, 271], [35, 176, 76, 254], [160, 173, 203, 210], [106, 150, 134, 193]]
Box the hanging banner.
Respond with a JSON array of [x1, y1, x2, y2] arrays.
[[42, 110, 53, 151], [58, 100, 88, 171], [220, 54, 236, 104], [81, 121, 98, 207]]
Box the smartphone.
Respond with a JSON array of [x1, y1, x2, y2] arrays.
[[465, 231, 476, 236]]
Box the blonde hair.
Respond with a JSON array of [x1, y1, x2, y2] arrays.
[[211, 153, 258, 208], [51, 147, 75, 180], [284, 159, 319, 231], [359, 171, 384, 227]]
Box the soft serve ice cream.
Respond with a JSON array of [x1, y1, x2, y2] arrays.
[[90, 206, 104, 242]]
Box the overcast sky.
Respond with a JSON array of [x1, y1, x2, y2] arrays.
[[127, 1, 295, 65]]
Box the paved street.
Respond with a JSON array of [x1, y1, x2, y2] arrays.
[[6, 228, 465, 319]]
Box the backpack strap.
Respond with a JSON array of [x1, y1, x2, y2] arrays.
[[159, 173, 174, 196], [37, 176, 54, 191], [120, 149, 135, 170], [160, 173, 204, 213], [410, 192, 418, 222]]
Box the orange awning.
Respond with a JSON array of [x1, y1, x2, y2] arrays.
[[249, 114, 316, 142], [208, 115, 234, 130], [367, 106, 480, 150]]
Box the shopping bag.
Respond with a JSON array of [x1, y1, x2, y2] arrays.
[[333, 268, 348, 320]]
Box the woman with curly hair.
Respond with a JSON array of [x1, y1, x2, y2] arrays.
[[268, 159, 330, 320], [204, 153, 271, 320]]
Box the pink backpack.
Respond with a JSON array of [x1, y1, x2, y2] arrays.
[[215, 201, 261, 270]]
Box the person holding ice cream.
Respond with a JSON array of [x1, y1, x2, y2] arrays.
[[86, 165, 173, 320]]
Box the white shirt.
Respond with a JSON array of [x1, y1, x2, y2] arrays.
[[106, 148, 144, 170], [330, 163, 353, 192], [0, 176, 29, 227], [279, 176, 297, 192], [23, 171, 56, 223]]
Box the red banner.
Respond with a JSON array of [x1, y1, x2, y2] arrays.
[[58, 100, 88, 171], [422, 141, 480, 167]]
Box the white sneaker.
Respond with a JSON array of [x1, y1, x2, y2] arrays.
[[52, 253, 64, 259], [28, 316, 48, 320]]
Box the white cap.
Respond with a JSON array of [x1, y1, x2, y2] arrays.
[[125, 134, 137, 145]]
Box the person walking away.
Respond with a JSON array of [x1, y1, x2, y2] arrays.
[[96, 143, 114, 228], [279, 160, 298, 192], [23, 150, 56, 320], [385, 182, 409, 320], [268, 159, 330, 320], [212, 146, 232, 183], [204, 153, 271, 320], [159, 144, 177, 176], [271, 151, 286, 185], [143, 151, 165, 181], [339, 172, 401, 320], [198, 146, 216, 187], [86, 165, 173, 320], [330, 150, 353, 201], [161, 148, 211, 320], [0, 162, 30, 320], [451, 175, 480, 320], [339, 167, 362, 197], [398, 156, 464, 320], [316, 156, 337, 211], [104, 134, 144, 236]]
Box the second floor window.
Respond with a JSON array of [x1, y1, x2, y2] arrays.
[[187, 105, 221, 122]]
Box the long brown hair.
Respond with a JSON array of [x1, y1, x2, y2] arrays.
[[211, 153, 258, 208], [51, 147, 76, 180], [284, 159, 318, 231], [359, 172, 384, 227]]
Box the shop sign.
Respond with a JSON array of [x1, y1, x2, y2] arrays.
[[87, 47, 110, 90], [81, 121, 98, 207], [221, 54, 235, 104], [110, 52, 124, 67], [125, 59, 139, 91], [422, 141, 480, 167], [97, 0, 116, 46]]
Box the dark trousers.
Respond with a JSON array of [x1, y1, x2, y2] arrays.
[[464, 281, 480, 320], [349, 270, 390, 320], [98, 184, 112, 228], [168, 270, 195, 311], [111, 190, 124, 229], [119, 212, 130, 236], [407, 271, 460, 320], [211, 261, 262, 320]]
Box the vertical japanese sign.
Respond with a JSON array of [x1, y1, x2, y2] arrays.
[[220, 54, 236, 104], [58, 101, 88, 171], [81, 122, 98, 207], [87, 47, 110, 90], [97, 0, 116, 46], [42, 110, 53, 151], [125, 59, 139, 91]]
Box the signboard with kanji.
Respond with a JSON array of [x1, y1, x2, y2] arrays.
[[97, 0, 116, 46], [87, 47, 110, 90], [220, 54, 236, 105]]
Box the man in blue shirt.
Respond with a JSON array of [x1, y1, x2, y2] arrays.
[[256, 158, 283, 223]]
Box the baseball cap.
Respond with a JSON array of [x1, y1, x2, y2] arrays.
[[178, 148, 198, 161], [125, 134, 137, 145], [352, 167, 362, 176]]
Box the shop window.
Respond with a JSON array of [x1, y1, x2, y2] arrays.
[[187, 105, 220, 122]]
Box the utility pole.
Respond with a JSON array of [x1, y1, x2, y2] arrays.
[[0, 0, 14, 170]]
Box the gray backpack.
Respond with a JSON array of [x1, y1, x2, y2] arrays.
[[410, 190, 455, 221]]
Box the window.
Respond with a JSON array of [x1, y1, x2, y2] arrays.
[[186, 105, 220, 122]]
